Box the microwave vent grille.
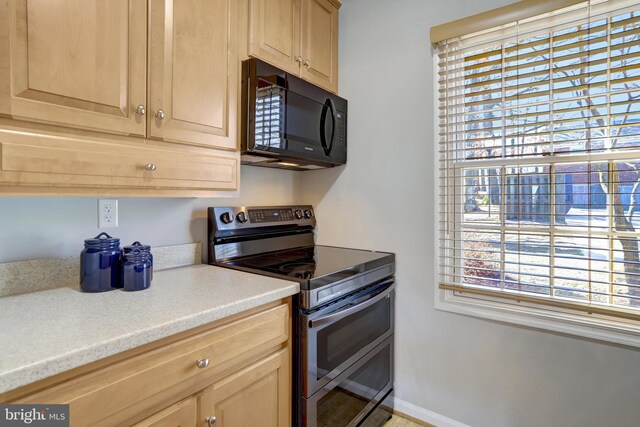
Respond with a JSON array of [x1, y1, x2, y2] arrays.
[[255, 85, 285, 149]]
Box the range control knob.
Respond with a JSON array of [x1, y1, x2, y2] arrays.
[[294, 209, 304, 219], [304, 209, 313, 219], [236, 211, 248, 223], [220, 212, 234, 224]]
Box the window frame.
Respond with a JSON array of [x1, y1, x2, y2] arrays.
[[431, 47, 640, 347]]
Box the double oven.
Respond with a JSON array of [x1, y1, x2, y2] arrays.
[[208, 206, 395, 427], [301, 279, 394, 426]]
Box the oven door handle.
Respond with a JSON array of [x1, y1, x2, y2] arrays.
[[308, 282, 394, 329]]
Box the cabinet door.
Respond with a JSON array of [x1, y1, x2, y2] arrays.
[[248, 0, 301, 75], [0, 0, 147, 136], [133, 397, 197, 427], [149, 0, 238, 150], [198, 349, 291, 427], [299, 0, 339, 93]]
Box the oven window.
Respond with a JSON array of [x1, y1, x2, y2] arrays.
[[316, 343, 391, 427], [316, 291, 391, 378]]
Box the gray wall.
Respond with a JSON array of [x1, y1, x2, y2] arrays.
[[297, 1, 640, 426], [0, 166, 297, 262]]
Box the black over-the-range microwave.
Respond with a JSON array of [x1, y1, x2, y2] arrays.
[[241, 58, 347, 171]]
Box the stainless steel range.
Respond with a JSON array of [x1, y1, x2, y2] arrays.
[[208, 205, 395, 427]]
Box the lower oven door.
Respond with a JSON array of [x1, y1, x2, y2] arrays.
[[303, 336, 393, 427], [301, 280, 394, 397]]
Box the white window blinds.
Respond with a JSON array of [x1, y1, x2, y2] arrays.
[[437, 0, 640, 320]]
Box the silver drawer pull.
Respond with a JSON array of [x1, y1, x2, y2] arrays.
[[196, 358, 210, 369], [206, 416, 217, 426], [144, 164, 157, 171], [155, 109, 165, 120], [136, 105, 146, 116]]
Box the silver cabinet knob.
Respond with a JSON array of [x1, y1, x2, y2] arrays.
[[155, 109, 165, 120], [196, 358, 210, 369], [206, 416, 217, 426], [136, 105, 146, 116], [296, 56, 303, 63], [144, 164, 157, 171], [304, 59, 310, 67]]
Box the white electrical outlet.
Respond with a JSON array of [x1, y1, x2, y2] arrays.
[[98, 199, 119, 228]]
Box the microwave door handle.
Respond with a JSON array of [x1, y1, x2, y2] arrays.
[[308, 282, 395, 329], [320, 101, 329, 155], [319, 98, 336, 156], [327, 98, 336, 154]]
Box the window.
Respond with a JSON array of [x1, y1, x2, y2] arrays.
[[436, 0, 640, 344]]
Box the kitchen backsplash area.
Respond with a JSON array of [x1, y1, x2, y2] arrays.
[[0, 243, 202, 298], [0, 166, 298, 264]]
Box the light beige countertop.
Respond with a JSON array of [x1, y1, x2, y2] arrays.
[[0, 264, 299, 394]]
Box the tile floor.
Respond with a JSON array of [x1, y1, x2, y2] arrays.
[[384, 414, 427, 427]]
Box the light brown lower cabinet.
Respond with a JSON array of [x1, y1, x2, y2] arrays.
[[134, 348, 290, 427], [1, 299, 292, 427], [198, 349, 290, 427], [133, 396, 198, 427]]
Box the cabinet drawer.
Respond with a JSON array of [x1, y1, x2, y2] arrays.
[[0, 138, 237, 191], [16, 303, 290, 426]]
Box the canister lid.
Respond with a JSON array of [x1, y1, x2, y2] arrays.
[[84, 232, 120, 246], [123, 241, 151, 253], [122, 247, 152, 261]]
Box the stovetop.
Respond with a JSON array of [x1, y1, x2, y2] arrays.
[[208, 206, 395, 307], [219, 245, 395, 291]]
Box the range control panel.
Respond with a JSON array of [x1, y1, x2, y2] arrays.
[[249, 208, 294, 223], [210, 206, 315, 230]]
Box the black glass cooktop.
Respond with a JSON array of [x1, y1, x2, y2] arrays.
[[223, 245, 394, 287]]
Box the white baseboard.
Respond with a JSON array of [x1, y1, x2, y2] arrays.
[[393, 397, 471, 427]]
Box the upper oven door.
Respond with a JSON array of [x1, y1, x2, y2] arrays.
[[245, 59, 346, 165], [301, 280, 395, 397]]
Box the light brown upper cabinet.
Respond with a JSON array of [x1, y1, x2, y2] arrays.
[[0, 0, 147, 136], [0, 0, 238, 150], [247, 0, 301, 75], [0, 0, 240, 196], [299, 0, 339, 92], [148, 0, 238, 150], [248, 0, 339, 93]]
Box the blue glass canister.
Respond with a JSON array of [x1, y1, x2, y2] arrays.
[[123, 241, 153, 280], [80, 232, 122, 292], [121, 248, 152, 292]]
